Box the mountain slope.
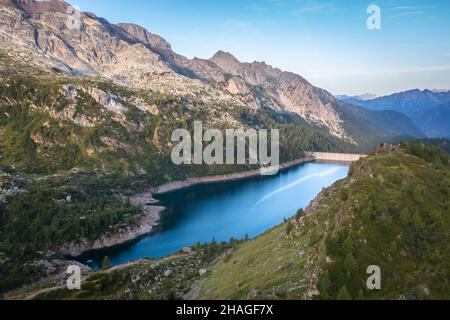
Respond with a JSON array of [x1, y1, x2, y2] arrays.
[[412, 103, 450, 139], [343, 89, 450, 115], [22, 142, 450, 300], [338, 90, 450, 139], [336, 103, 424, 148], [0, 0, 423, 146], [336, 93, 377, 102], [420, 138, 450, 154], [209, 50, 349, 139], [0, 71, 359, 292], [0, 0, 429, 294], [0, 0, 351, 139], [194, 142, 450, 300]]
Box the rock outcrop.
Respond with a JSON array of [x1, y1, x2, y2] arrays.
[[59, 206, 164, 256], [0, 0, 352, 140]]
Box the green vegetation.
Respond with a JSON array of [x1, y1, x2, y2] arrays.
[[0, 59, 444, 299], [337, 286, 352, 300], [0, 74, 358, 181], [241, 107, 358, 160], [194, 142, 449, 300], [316, 142, 449, 300], [419, 138, 450, 155], [0, 174, 144, 292], [27, 239, 247, 300], [4, 140, 449, 299], [0, 71, 364, 294], [102, 256, 112, 270]]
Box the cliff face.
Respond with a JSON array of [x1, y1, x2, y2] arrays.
[[0, 0, 69, 14], [210, 50, 349, 138], [0, 1, 175, 75], [0, 0, 425, 144], [0, 0, 353, 139]]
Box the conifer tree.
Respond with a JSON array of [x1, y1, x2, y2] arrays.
[[102, 256, 112, 269], [337, 286, 352, 300]]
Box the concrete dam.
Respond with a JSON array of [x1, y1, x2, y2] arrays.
[[305, 152, 368, 162]]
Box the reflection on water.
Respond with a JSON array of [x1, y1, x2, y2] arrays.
[[79, 162, 349, 268]]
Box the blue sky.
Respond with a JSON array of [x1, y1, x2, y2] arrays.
[[70, 0, 450, 96]]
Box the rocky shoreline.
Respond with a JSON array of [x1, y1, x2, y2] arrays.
[[59, 206, 165, 257], [1, 156, 330, 298], [151, 156, 316, 195], [59, 156, 315, 258]]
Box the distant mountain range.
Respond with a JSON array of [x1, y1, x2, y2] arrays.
[[336, 93, 377, 102], [413, 102, 450, 138], [338, 89, 450, 139]]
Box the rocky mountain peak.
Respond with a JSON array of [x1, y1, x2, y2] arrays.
[[0, 0, 355, 141], [210, 50, 310, 88], [210, 50, 241, 73], [431, 88, 450, 93], [116, 23, 172, 51], [0, 0, 68, 14], [211, 50, 239, 62]]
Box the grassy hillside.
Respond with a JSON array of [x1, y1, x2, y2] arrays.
[[19, 142, 449, 300], [337, 102, 424, 151], [0, 74, 357, 178], [195, 142, 449, 300], [0, 71, 354, 293], [419, 138, 450, 154]]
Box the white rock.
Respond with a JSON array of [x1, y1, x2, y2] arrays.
[[164, 270, 172, 277], [182, 247, 192, 254]]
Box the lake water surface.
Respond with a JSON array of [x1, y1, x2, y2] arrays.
[[80, 162, 349, 268]]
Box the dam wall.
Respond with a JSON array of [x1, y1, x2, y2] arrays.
[[306, 152, 367, 162]]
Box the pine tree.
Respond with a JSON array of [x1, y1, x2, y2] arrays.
[[400, 208, 411, 226], [337, 286, 352, 300], [412, 212, 425, 231], [389, 240, 398, 253], [193, 241, 202, 252], [286, 221, 294, 236], [341, 189, 349, 202], [210, 237, 218, 252], [318, 271, 331, 299], [102, 256, 112, 269], [295, 209, 305, 222], [357, 289, 366, 300], [343, 235, 353, 255], [344, 253, 358, 279]]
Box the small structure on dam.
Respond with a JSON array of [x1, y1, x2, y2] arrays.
[[305, 152, 368, 162]]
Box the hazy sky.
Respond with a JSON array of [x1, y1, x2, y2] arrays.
[[70, 0, 450, 96]]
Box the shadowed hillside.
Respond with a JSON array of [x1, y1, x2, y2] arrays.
[[18, 142, 449, 300]]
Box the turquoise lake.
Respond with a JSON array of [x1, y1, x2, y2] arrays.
[[79, 162, 349, 268]]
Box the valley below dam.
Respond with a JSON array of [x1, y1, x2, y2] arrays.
[[78, 162, 350, 269]]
